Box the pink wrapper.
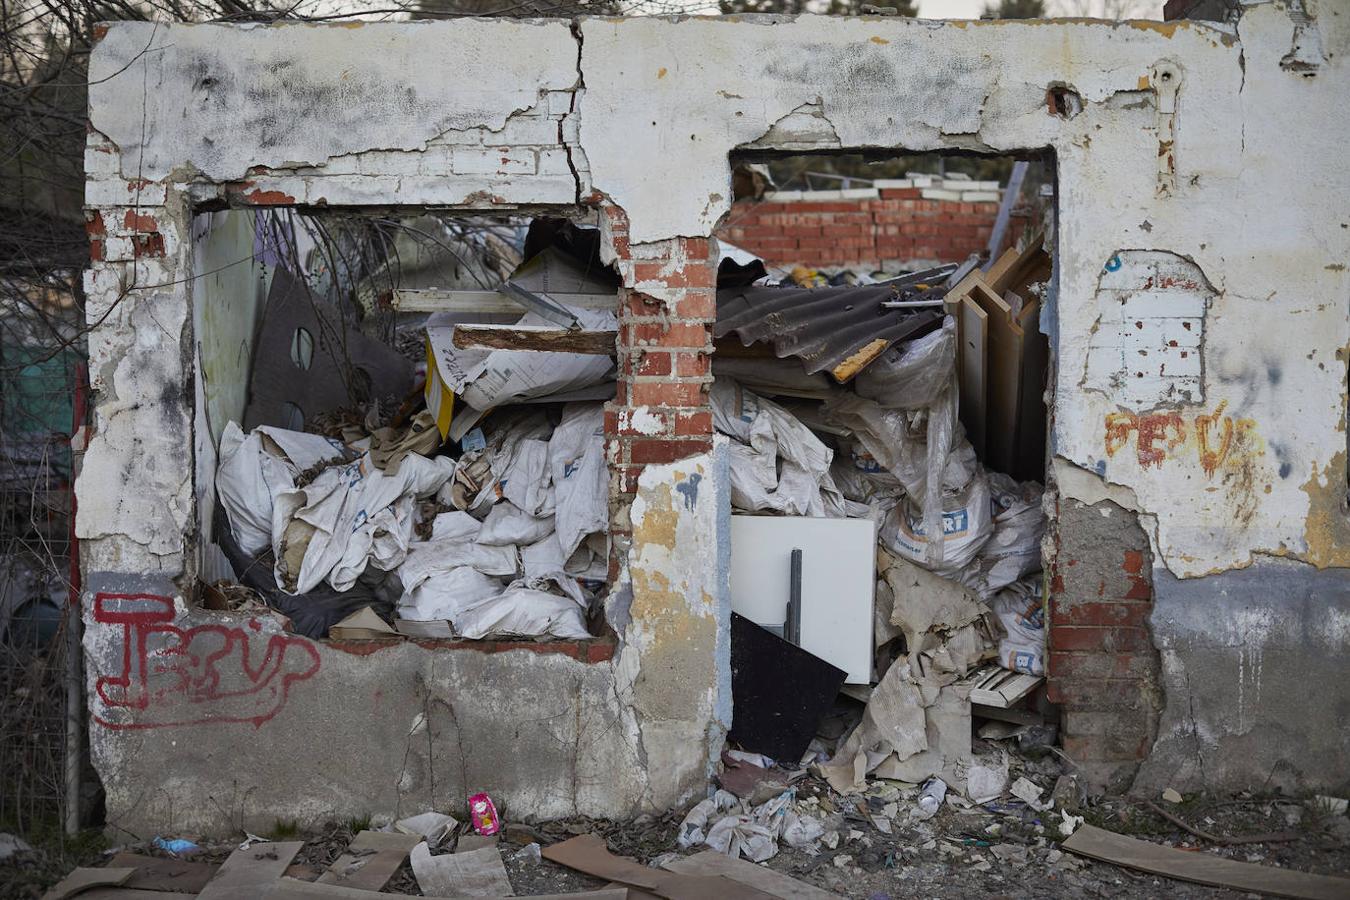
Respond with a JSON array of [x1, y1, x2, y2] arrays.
[[468, 792, 501, 836]]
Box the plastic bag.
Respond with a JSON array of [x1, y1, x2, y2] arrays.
[[711, 379, 833, 516], [273, 452, 455, 594], [216, 422, 346, 556], [991, 579, 1045, 675], [959, 473, 1045, 597], [549, 403, 608, 560], [450, 583, 590, 640], [855, 319, 957, 410], [878, 472, 993, 578], [477, 502, 555, 547]]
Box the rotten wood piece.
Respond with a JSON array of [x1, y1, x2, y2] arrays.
[[662, 850, 840, 899], [41, 867, 133, 900], [316, 830, 421, 891], [451, 324, 617, 355], [1063, 823, 1347, 899], [197, 841, 305, 900], [106, 852, 219, 893], [542, 833, 776, 900]]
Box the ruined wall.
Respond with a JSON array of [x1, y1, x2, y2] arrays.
[[718, 179, 1027, 270], [81, 4, 1349, 833]]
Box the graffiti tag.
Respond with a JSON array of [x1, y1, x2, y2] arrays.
[[92, 593, 320, 730], [1104, 401, 1259, 476]]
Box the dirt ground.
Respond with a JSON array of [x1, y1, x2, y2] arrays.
[[4, 772, 1347, 899]]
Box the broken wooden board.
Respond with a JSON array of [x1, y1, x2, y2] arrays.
[[1063, 823, 1350, 899], [985, 238, 1051, 297], [260, 876, 625, 899], [542, 834, 776, 900], [829, 337, 890, 384], [957, 295, 988, 458], [316, 830, 421, 891], [409, 842, 512, 898], [965, 666, 1042, 708], [966, 279, 1021, 474], [107, 852, 219, 893], [41, 867, 134, 900], [197, 841, 304, 900], [663, 850, 840, 899], [451, 324, 617, 355]]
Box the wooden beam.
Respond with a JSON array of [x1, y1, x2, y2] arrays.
[[393, 289, 616, 314], [451, 324, 617, 354]]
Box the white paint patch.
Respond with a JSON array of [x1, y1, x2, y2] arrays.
[[621, 406, 666, 437], [1083, 250, 1212, 409]]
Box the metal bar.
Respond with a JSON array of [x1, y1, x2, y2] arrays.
[[880, 299, 946, 309], [786, 548, 803, 646], [499, 280, 581, 330], [985, 161, 1029, 266]]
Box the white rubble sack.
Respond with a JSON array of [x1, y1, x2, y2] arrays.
[[711, 378, 834, 516], [216, 421, 346, 556], [991, 579, 1046, 676], [549, 403, 608, 560], [450, 583, 589, 640], [273, 452, 455, 594]]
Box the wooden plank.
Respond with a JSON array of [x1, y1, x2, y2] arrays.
[[107, 852, 219, 893], [967, 667, 1042, 708], [1013, 296, 1049, 481], [542, 834, 775, 900], [986, 238, 1051, 296], [828, 337, 890, 383], [41, 867, 133, 900], [1063, 823, 1350, 899], [67, 891, 195, 900], [663, 850, 840, 899], [967, 280, 1021, 474], [316, 830, 420, 891], [198, 841, 305, 900], [264, 877, 625, 900], [451, 324, 617, 355], [957, 296, 988, 458], [393, 289, 616, 314]]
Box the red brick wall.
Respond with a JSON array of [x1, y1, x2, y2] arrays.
[[600, 206, 716, 576], [1045, 497, 1163, 791], [717, 183, 1026, 270]]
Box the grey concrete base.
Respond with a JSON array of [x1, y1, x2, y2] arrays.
[[1135, 558, 1350, 796]]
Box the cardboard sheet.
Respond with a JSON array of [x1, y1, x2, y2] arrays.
[[107, 852, 219, 893], [41, 867, 133, 900], [317, 830, 420, 891], [541, 834, 775, 900], [1063, 824, 1350, 900], [328, 607, 399, 641], [409, 843, 513, 898], [198, 841, 304, 900], [663, 850, 840, 899]]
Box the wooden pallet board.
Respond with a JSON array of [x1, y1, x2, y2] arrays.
[[965, 665, 1042, 708]]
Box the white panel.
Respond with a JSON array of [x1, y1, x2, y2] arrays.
[[729, 515, 875, 684]]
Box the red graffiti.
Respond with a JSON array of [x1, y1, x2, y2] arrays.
[[1105, 409, 1186, 468], [92, 593, 320, 730]]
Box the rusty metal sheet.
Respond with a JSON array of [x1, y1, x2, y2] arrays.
[[714, 280, 943, 383]]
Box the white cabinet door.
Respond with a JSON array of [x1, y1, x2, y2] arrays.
[[729, 515, 875, 684]]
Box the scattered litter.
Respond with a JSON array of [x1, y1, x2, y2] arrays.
[[238, 832, 270, 851], [0, 833, 33, 860], [1162, 787, 1183, 804], [393, 811, 459, 848], [152, 837, 202, 857], [1010, 777, 1049, 811], [1312, 795, 1348, 817], [468, 792, 502, 836], [914, 778, 948, 821], [512, 842, 541, 866], [1059, 809, 1085, 838]]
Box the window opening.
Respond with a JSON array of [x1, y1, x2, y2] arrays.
[[193, 209, 620, 646]]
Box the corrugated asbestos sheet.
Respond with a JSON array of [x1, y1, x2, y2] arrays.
[[714, 283, 942, 382]]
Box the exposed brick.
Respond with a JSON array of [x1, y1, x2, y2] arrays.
[[624, 321, 710, 349], [635, 351, 672, 376], [674, 351, 710, 378], [1052, 625, 1153, 653], [630, 380, 705, 407], [123, 209, 158, 232], [630, 438, 713, 465], [1051, 600, 1152, 628], [674, 291, 717, 318], [674, 409, 712, 436]]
